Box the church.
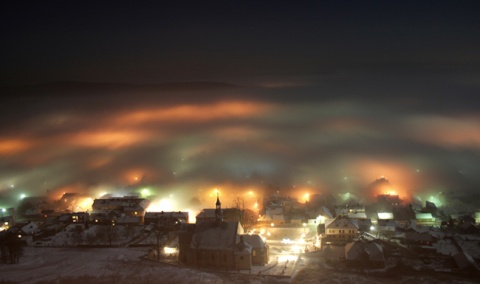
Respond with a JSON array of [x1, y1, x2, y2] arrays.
[[178, 194, 268, 270]]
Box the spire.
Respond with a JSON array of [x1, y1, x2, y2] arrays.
[[215, 191, 223, 223], [216, 191, 221, 208]]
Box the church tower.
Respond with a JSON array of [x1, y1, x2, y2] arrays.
[[215, 192, 223, 223]]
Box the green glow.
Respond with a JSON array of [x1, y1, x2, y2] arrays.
[[428, 195, 443, 207], [140, 188, 150, 197]]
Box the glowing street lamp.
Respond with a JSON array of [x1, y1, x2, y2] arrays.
[[141, 188, 150, 197], [303, 193, 310, 203]]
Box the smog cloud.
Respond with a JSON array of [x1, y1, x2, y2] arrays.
[[1, 74, 480, 213]]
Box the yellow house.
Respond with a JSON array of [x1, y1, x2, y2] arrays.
[[325, 216, 359, 245]]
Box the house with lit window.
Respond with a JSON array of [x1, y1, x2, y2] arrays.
[[324, 216, 359, 245], [144, 211, 189, 225], [335, 202, 365, 216], [179, 195, 268, 270], [241, 234, 269, 265], [196, 208, 243, 223], [91, 196, 150, 224], [187, 220, 246, 269], [415, 213, 436, 226], [57, 212, 89, 225], [306, 206, 333, 226]]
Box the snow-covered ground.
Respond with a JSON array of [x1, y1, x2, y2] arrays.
[[0, 246, 274, 284], [3, 222, 480, 284], [2, 246, 478, 284]]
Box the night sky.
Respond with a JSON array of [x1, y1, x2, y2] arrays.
[[1, 1, 480, 212]]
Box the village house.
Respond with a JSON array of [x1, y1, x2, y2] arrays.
[[392, 204, 416, 225], [91, 196, 150, 225], [57, 212, 89, 226], [324, 216, 359, 245], [345, 240, 386, 269], [241, 234, 269, 265], [306, 205, 333, 226], [335, 202, 365, 217], [376, 194, 403, 211], [178, 195, 268, 270], [187, 220, 245, 269], [144, 211, 189, 225], [415, 212, 436, 227], [257, 206, 285, 226], [475, 211, 480, 224], [196, 208, 242, 223], [347, 211, 371, 232], [405, 231, 437, 248], [376, 212, 396, 237]]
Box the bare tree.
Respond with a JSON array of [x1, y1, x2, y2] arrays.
[[0, 231, 24, 264], [97, 223, 117, 246], [72, 225, 84, 245], [240, 209, 258, 232], [233, 196, 245, 222], [152, 222, 167, 260], [233, 196, 257, 231]]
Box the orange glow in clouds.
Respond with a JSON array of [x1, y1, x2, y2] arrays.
[[121, 168, 158, 185], [349, 159, 415, 202], [114, 101, 274, 125], [0, 139, 31, 155], [409, 115, 480, 149], [70, 130, 153, 149], [213, 126, 262, 140]]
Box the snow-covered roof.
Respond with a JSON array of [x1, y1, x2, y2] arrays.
[[235, 237, 252, 254], [24, 208, 41, 216], [453, 251, 476, 269], [241, 234, 266, 248], [415, 213, 433, 220], [21, 222, 40, 235], [405, 231, 432, 242], [325, 216, 359, 230], [146, 211, 188, 220], [345, 241, 385, 262], [377, 212, 394, 220], [266, 207, 283, 216], [258, 213, 284, 222], [190, 221, 243, 250], [306, 207, 332, 219], [92, 197, 149, 211], [348, 212, 367, 219], [196, 209, 217, 218], [378, 219, 396, 227], [433, 239, 458, 256]]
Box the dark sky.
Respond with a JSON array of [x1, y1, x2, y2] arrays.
[[2, 1, 479, 84], [1, 1, 480, 213]]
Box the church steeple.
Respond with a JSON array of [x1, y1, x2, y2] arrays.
[[216, 192, 221, 208], [215, 191, 223, 222]]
